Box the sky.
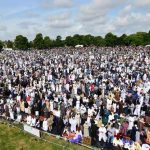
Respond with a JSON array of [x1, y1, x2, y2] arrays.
[[0, 0, 150, 41]]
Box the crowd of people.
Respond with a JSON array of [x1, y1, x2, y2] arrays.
[[0, 46, 150, 150]]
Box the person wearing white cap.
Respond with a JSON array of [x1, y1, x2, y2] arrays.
[[69, 116, 77, 132], [98, 124, 107, 142], [128, 115, 135, 130], [134, 101, 141, 117], [76, 96, 80, 110]]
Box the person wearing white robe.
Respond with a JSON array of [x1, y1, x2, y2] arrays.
[[128, 116, 135, 130], [108, 113, 114, 122], [107, 98, 112, 110], [38, 80, 42, 88], [43, 119, 48, 131], [50, 101, 54, 111], [76, 95, 80, 109], [62, 95, 67, 105], [51, 83, 55, 91], [121, 89, 126, 102], [25, 106, 29, 114], [98, 125, 107, 142], [56, 84, 59, 93], [65, 83, 70, 92], [69, 117, 77, 132], [31, 91, 35, 98], [139, 95, 144, 106], [130, 103, 135, 115], [10, 110, 14, 120], [16, 114, 22, 122], [27, 115, 32, 125], [73, 84, 77, 95], [112, 103, 117, 113], [83, 121, 89, 137], [31, 117, 36, 127], [134, 103, 141, 117], [16, 106, 20, 114], [75, 113, 81, 126], [58, 84, 61, 92], [142, 144, 150, 150], [76, 100, 80, 110], [143, 73, 147, 81], [17, 95, 21, 102]]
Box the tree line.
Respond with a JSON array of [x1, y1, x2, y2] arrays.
[[0, 31, 150, 50]]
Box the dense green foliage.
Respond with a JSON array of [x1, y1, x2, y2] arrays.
[[14, 35, 29, 50], [1, 31, 150, 50], [33, 33, 44, 49], [0, 40, 3, 50]]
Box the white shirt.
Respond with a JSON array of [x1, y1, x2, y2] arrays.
[[128, 116, 134, 130], [27, 115, 32, 125], [69, 118, 77, 132], [43, 120, 48, 131], [142, 144, 150, 150], [31, 118, 36, 126]]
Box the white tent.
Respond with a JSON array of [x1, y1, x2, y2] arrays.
[[4, 48, 13, 51], [145, 45, 150, 47], [75, 45, 83, 48]]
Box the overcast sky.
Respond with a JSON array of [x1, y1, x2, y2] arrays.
[[0, 0, 150, 40]]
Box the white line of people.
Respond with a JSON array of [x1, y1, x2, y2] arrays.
[[0, 46, 150, 150]]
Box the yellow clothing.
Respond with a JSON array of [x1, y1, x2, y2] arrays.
[[20, 101, 24, 112], [147, 130, 150, 143], [108, 92, 114, 101], [97, 120, 102, 128]]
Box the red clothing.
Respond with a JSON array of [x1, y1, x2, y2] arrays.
[[90, 84, 94, 92], [26, 96, 31, 102]]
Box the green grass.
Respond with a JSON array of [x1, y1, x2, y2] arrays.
[[0, 122, 93, 150]]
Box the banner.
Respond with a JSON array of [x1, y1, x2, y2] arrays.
[[24, 124, 40, 137]]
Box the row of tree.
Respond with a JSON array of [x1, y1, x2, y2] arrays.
[[1, 31, 150, 50]]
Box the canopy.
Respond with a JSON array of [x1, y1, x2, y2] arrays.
[[75, 45, 83, 48]]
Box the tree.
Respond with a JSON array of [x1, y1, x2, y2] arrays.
[[33, 33, 44, 49], [0, 40, 3, 50], [93, 36, 105, 46], [117, 34, 127, 46], [6, 40, 13, 48], [83, 34, 93, 46], [125, 33, 143, 46], [105, 32, 118, 47], [55, 35, 64, 47], [14, 35, 29, 50], [28, 41, 33, 49], [65, 36, 74, 46], [44, 36, 52, 49], [73, 34, 83, 46]]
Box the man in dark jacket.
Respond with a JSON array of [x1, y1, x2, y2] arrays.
[[90, 119, 98, 146]]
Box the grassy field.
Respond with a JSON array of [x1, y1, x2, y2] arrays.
[[0, 122, 93, 150]]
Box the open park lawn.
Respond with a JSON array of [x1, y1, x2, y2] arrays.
[[0, 123, 88, 150]]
